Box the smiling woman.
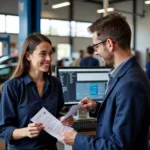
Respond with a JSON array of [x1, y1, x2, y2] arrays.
[[0, 33, 74, 150], [11, 33, 52, 78], [25, 41, 53, 75]]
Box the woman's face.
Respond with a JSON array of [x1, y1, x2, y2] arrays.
[[26, 41, 52, 73]]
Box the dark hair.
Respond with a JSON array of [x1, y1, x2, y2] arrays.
[[57, 59, 64, 67], [79, 50, 84, 53], [88, 12, 131, 49], [12, 33, 52, 78], [87, 46, 95, 55]]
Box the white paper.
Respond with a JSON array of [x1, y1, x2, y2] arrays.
[[31, 107, 73, 142], [60, 104, 81, 121]]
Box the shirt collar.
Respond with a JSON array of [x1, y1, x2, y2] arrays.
[[23, 74, 51, 86], [23, 74, 32, 84], [109, 55, 134, 79]]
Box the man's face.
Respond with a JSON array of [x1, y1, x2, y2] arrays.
[[80, 51, 84, 58], [92, 32, 114, 67]]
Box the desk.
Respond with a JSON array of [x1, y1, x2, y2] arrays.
[[63, 130, 96, 150]]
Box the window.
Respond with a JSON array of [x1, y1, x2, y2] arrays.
[[40, 19, 51, 35], [57, 44, 71, 64], [0, 66, 15, 83], [51, 20, 70, 36], [2, 57, 18, 64], [76, 22, 92, 38], [0, 14, 5, 32], [6, 15, 19, 33], [0, 67, 12, 75], [0, 42, 2, 56], [0, 13, 93, 38], [71, 21, 76, 37]]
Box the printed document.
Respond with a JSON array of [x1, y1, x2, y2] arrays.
[[60, 104, 81, 121], [31, 107, 73, 142]]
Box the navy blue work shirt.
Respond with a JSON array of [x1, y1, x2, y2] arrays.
[[146, 61, 150, 80], [0, 74, 64, 150], [80, 56, 99, 67]]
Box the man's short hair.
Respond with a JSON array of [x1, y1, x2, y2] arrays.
[[79, 50, 84, 53], [87, 46, 95, 55], [88, 13, 131, 50]]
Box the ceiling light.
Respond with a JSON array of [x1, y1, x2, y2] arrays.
[[52, 2, 70, 9], [97, 7, 114, 13], [145, 0, 150, 4]]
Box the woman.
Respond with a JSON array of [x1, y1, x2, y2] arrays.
[[0, 33, 73, 150]]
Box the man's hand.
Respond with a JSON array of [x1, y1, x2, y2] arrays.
[[23, 123, 45, 138], [80, 97, 97, 111], [60, 130, 77, 145], [60, 115, 74, 126]]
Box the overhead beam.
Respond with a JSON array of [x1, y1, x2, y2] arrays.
[[83, 0, 132, 5], [103, 0, 109, 16], [114, 9, 145, 17], [109, 0, 132, 4], [83, 0, 103, 5]]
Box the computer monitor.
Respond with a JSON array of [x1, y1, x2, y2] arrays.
[[56, 67, 111, 105]]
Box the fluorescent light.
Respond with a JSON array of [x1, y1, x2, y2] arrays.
[[145, 0, 150, 4], [52, 2, 70, 9], [97, 7, 114, 13]]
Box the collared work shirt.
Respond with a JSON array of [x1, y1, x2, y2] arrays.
[[105, 55, 134, 94], [0, 74, 64, 150]]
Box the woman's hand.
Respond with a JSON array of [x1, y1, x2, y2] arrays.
[[12, 123, 45, 140], [23, 123, 45, 138]]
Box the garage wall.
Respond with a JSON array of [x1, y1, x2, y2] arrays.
[[0, 0, 150, 68]]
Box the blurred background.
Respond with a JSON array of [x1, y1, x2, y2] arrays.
[[0, 0, 150, 83]]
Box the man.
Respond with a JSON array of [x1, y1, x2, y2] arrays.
[[146, 59, 150, 80], [80, 46, 100, 66], [60, 13, 150, 150], [72, 50, 84, 66]]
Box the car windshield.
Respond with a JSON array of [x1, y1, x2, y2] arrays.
[[0, 56, 9, 63]]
